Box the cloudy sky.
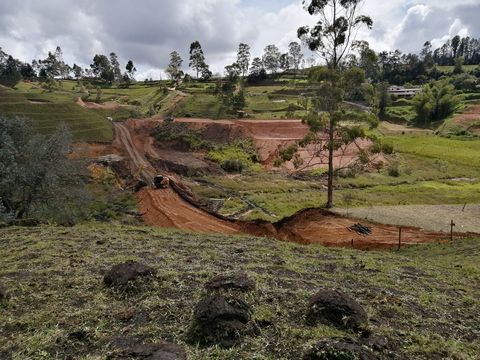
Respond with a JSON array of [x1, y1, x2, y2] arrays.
[[1, 0, 479, 79]]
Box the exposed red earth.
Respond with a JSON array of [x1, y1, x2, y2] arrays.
[[110, 119, 457, 250]]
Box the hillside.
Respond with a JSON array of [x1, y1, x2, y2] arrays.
[[0, 225, 479, 359]]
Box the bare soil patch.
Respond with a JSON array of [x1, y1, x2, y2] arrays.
[[112, 120, 458, 249]]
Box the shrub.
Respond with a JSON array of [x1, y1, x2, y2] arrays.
[[0, 116, 89, 223], [387, 162, 400, 177]]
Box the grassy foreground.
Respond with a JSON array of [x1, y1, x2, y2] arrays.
[[0, 225, 479, 359]]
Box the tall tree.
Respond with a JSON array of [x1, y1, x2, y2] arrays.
[[126, 60, 136, 80], [91, 54, 114, 82], [263, 45, 281, 75], [0, 55, 21, 87], [237, 43, 251, 78], [288, 41, 304, 75], [189, 41, 206, 79], [297, 0, 374, 208], [166, 51, 184, 85], [109, 52, 122, 82], [279, 53, 292, 72]]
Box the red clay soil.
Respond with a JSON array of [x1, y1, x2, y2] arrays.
[[123, 118, 382, 171], [114, 119, 453, 250]]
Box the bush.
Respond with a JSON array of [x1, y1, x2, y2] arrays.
[[412, 80, 461, 125], [207, 140, 260, 173], [221, 159, 245, 173], [0, 116, 89, 223], [387, 162, 400, 177]]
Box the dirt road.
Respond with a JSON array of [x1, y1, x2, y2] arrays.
[[334, 204, 480, 234], [114, 122, 240, 234]]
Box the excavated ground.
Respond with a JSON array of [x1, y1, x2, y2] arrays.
[[110, 119, 460, 250]]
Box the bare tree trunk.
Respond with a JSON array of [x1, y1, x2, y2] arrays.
[[326, 117, 334, 208]]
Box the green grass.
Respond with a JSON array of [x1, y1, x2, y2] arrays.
[[172, 93, 223, 119], [0, 85, 113, 142], [384, 135, 480, 168], [0, 225, 478, 359]]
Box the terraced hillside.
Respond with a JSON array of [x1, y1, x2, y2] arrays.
[[0, 85, 113, 142]]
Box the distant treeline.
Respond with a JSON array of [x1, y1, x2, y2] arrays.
[[432, 36, 480, 66], [1, 35, 480, 88]]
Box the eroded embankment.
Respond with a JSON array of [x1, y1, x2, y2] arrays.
[[114, 120, 456, 250]]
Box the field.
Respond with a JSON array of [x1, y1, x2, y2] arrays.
[[1, 225, 479, 359], [0, 85, 113, 142]]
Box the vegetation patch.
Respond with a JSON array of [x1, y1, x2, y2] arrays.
[[0, 225, 478, 359]]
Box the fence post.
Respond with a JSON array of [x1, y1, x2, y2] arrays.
[[450, 220, 455, 242]]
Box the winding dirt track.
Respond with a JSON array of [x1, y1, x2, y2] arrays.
[[113, 121, 458, 249], [114, 122, 240, 234]]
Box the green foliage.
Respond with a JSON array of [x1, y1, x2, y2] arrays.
[[0, 116, 89, 223], [387, 161, 401, 177], [207, 140, 260, 173], [412, 80, 461, 125]]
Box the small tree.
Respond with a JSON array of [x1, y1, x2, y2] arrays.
[[453, 56, 464, 75], [166, 51, 184, 85], [189, 41, 206, 79], [412, 80, 460, 125], [0, 117, 88, 223], [296, 0, 374, 208], [237, 43, 251, 78], [248, 57, 267, 83]]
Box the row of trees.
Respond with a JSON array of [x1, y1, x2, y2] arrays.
[[432, 36, 480, 66], [166, 41, 305, 84], [0, 46, 137, 86]]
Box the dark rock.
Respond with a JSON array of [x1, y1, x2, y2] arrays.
[[0, 283, 9, 303], [361, 333, 389, 351], [306, 289, 368, 331], [205, 272, 256, 292], [116, 343, 186, 360], [303, 338, 377, 360], [104, 261, 156, 286], [134, 180, 148, 192], [68, 330, 89, 342], [189, 295, 251, 347]]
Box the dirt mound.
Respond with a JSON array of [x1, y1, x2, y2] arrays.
[[303, 338, 376, 360], [306, 289, 368, 331], [205, 272, 256, 292], [104, 261, 157, 286], [189, 295, 252, 348], [274, 208, 441, 249]]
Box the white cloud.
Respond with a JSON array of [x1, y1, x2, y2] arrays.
[[0, 0, 479, 79]]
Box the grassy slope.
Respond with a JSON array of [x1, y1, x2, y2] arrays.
[[0, 225, 479, 359], [0, 85, 113, 142]]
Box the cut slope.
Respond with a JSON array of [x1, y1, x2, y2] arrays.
[[113, 120, 460, 249]]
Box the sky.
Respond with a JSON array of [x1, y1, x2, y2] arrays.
[[0, 0, 479, 80]]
